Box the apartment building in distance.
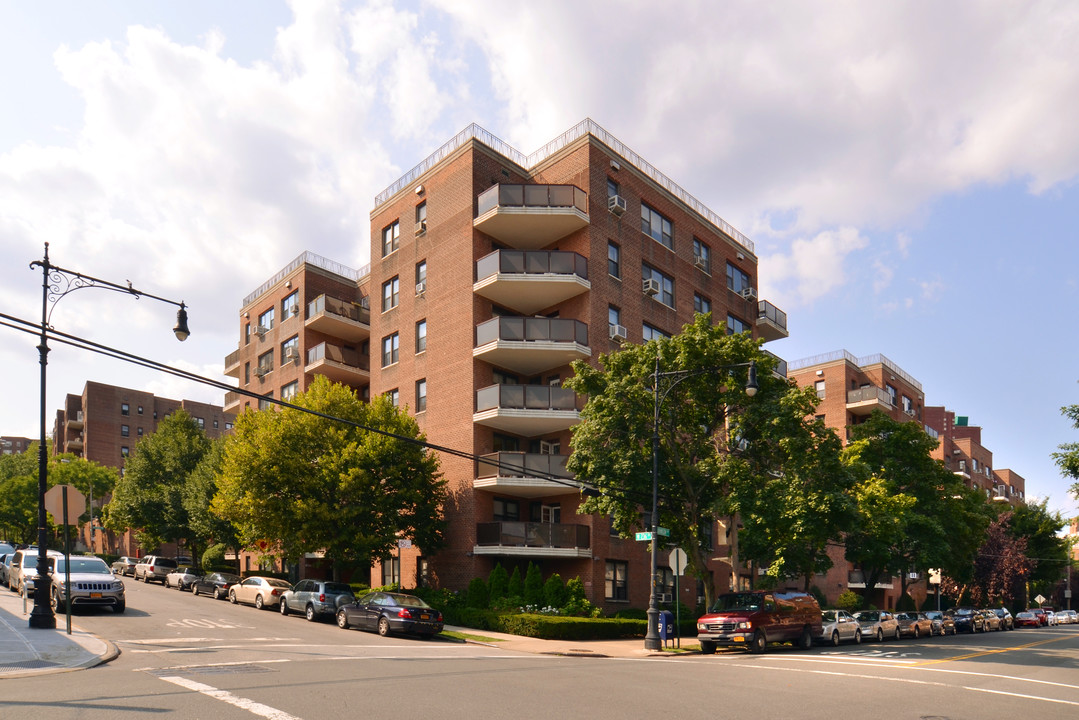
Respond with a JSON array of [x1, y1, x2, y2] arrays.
[[1, 436, 33, 455], [52, 381, 234, 554], [923, 407, 1026, 505]]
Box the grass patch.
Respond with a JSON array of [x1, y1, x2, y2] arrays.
[[441, 630, 504, 643]]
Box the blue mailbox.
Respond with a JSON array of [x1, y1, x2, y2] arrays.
[[658, 610, 674, 643]]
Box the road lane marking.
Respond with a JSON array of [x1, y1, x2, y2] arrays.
[[158, 676, 301, 719], [134, 659, 291, 671], [909, 635, 1076, 666]]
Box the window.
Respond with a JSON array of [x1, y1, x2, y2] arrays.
[[382, 220, 400, 257], [693, 293, 711, 316], [642, 264, 674, 307], [258, 307, 275, 332], [902, 395, 913, 415], [415, 319, 427, 353], [607, 242, 621, 278], [281, 335, 299, 364], [726, 263, 751, 294], [700, 521, 714, 551], [415, 261, 427, 293], [137, 405, 144, 415], [605, 560, 628, 601], [258, 395, 273, 411], [608, 305, 621, 328], [121, 425, 129, 437], [137, 427, 143, 437], [381, 557, 400, 587], [886, 384, 897, 405], [213, 419, 218, 429], [244, 362, 250, 385], [814, 380, 826, 399], [607, 178, 619, 198], [415, 201, 427, 233], [281, 291, 299, 319], [492, 433, 519, 452], [244, 323, 251, 345], [381, 333, 399, 367], [120, 447, 129, 458], [225, 422, 234, 430], [657, 567, 674, 596], [416, 379, 427, 412], [382, 277, 400, 312], [493, 370, 518, 385], [386, 388, 399, 407], [693, 238, 711, 273], [726, 315, 749, 335], [257, 350, 274, 375], [281, 381, 298, 401], [643, 323, 670, 341], [493, 498, 520, 521], [640, 203, 673, 249], [196, 417, 205, 429], [121, 403, 130, 416]]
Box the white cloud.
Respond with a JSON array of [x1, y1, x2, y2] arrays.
[[758, 227, 869, 307]]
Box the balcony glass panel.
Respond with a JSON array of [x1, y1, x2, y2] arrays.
[[476, 451, 572, 480], [475, 317, 588, 347], [475, 384, 578, 412], [475, 521, 589, 549], [757, 300, 787, 331]]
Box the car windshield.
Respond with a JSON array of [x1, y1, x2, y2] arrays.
[[925, 611, 942, 619], [216, 574, 240, 583], [268, 579, 291, 588], [822, 610, 837, 621], [855, 612, 880, 621], [895, 613, 915, 621], [955, 608, 974, 616], [53, 558, 110, 573], [710, 593, 763, 612]]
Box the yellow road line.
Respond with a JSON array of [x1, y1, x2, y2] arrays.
[[910, 635, 1074, 666]]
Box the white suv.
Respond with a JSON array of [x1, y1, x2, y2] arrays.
[[48, 555, 126, 613], [9, 548, 63, 596]]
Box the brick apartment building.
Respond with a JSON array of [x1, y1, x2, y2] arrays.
[[226, 119, 789, 610], [1, 436, 33, 455], [53, 381, 234, 555], [787, 350, 1026, 608]]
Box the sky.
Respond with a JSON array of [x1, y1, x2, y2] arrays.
[[1, 1, 1077, 520]]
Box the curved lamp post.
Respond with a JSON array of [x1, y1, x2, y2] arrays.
[[644, 356, 757, 651], [27, 242, 189, 629]]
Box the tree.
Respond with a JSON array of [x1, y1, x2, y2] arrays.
[[50, 454, 119, 529], [103, 409, 210, 553], [1053, 403, 1079, 497], [0, 442, 41, 544], [212, 376, 446, 581], [969, 510, 1032, 606], [182, 437, 240, 571], [1008, 499, 1069, 603], [566, 315, 850, 607]]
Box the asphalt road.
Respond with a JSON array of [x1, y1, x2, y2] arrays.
[[3, 578, 1078, 719]]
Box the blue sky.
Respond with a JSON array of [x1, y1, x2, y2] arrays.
[[1, 1, 1077, 520]]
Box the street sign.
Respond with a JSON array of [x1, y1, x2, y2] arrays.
[[44, 485, 85, 524], [668, 548, 688, 572], [1035, 594, 1046, 605], [397, 539, 413, 549], [635, 532, 654, 541], [656, 527, 671, 537]]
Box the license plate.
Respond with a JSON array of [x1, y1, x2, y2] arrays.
[[90, 593, 102, 598], [420, 613, 430, 620]]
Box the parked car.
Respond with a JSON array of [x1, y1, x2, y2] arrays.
[[191, 572, 241, 600], [895, 611, 934, 639], [229, 576, 291, 609], [696, 590, 823, 654], [853, 610, 900, 642], [817, 609, 862, 646], [335, 591, 444, 638], [1045, 610, 1059, 626], [990, 607, 1014, 630], [924, 610, 956, 635], [948, 607, 986, 633], [110, 556, 139, 577], [979, 609, 1001, 631], [0, 553, 11, 585], [1027, 608, 1048, 626], [164, 566, 202, 590], [134, 555, 177, 584], [1014, 611, 1040, 628], [9, 548, 63, 596], [1057, 610, 1078, 624], [279, 579, 356, 622], [47, 555, 125, 613]]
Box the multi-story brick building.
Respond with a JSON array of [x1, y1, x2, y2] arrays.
[[229, 120, 788, 610], [923, 407, 1026, 505], [1, 436, 33, 455], [52, 381, 234, 554]]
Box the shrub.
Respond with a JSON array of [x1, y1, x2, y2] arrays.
[[835, 590, 863, 613], [466, 577, 489, 609], [542, 573, 567, 608], [507, 566, 523, 598], [895, 593, 917, 611], [523, 562, 544, 606], [488, 563, 509, 603], [613, 607, 648, 620], [202, 543, 226, 570]]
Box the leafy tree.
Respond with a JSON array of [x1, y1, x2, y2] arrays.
[[0, 443, 42, 544], [507, 566, 523, 598], [523, 562, 544, 606], [969, 510, 1032, 606], [542, 573, 567, 608], [1053, 403, 1079, 497], [1008, 499, 1069, 603], [103, 409, 209, 553], [487, 563, 509, 602], [50, 454, 119, 528], [182, 437, 240, 571], [566, 315, 849, 607], [466, 577, 489, 608], [213, 376, 446, 581]]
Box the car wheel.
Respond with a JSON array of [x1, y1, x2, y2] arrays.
[[378, 616, 391, 637], [114, 601, 125, 614], [305, 604, 316, 622], [192, 585, 199, 597], [876, 628, 884, 642], [913, 626, 919, 639], [229, 590, 237, 604], [336, 609, 350, 629], [700, 640, 717, 655], [854, 629, 862, 644], [830, 630, 840, 647], [894, 627, 901, 640], [255, 594, 265, 610], [213, 587, 222, 600], [280, 599, 290, 616], [749, 629, 767, 654], [50, 589, 59, 612]]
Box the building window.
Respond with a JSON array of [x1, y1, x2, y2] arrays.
[[281, 290, 300, 320], [120, 447, 129, 458], [726, 263, 751, 294], [416, 379, 427, 412], [258, 395, 273, 411], [885, 384, 897, 405], [700, 521, 714, 551], [137, 427, 143, 437], [281, 335, 299, 365], [121, 425, 129, 437], [640, 203, 673, 250], [137, 405, 144, 415], [281, 381, 298, 401], [608, 305, 621, 328], [381, 557, 400, 587], [382, 220, 400, 257], [492, 433, 519, 452], [244, 362, 250, 385], [225, 422, 234, 430], [196, 417, 205, 429], [381, 333, 400, 367], [258, 307, 275, 332], [693, 293, 711, 316], [607, 242, 621, 279], [415, 260, 427, 294], [493, 497, 520, 521], [121, 403, 130, 416], [605, 560, 628, 601], [386, 388, 399, 407], [244, 323, 251, 345], [642, 264, 674, 307], [257, 350, 274, 375], [213, 419, 218, 429], [415, 319, 427, 354], [726, 315, 749, 335], [382, 277, 400, 312], [607, 178, 619, 198], [693, 238, 711, 273], [643, 323, 670, 341], [415, 200, 427, 233], [814, 380, 826, 399], [902, 395, 913, 415]]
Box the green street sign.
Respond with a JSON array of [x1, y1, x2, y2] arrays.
[[635, 532, 654, 541], [656, 527, 671, 537]]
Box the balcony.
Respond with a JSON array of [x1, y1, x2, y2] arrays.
[[756, 300, 788, 342], [224, 391, 244, 414], [846, 386, 894, 416], [847, 571, 894, 590], [305, 342, 370, 386], [474, 384, 580, 436], [474, 317, 589, 375], [224, 348, 242, 379], [66, 412, 84, 431], [474, 250, 590, 314], [474, 452, 576, 498], [305, 295, 370, 343], [66, 436, 84, 452], [474, 521, 591, 558], [474, 184, 589, 249]]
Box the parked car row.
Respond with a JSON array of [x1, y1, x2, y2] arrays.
[[816, 607, 1034, 647]]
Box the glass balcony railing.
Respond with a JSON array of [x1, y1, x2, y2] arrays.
[[475, 521, 590, 550], [306, 342, 370, 371], [847, 386, 893, 406], [475, 250, 588, 282], [476, 452, 573, 480], [757, 300, 787, 331], [307, 294, 370, 325], [475, 384, 579, 413], [477, 184, 587, 216], [475, 317, 588, 347]]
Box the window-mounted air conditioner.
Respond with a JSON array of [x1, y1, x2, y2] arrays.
[[415, 220, 427, 236], [255, 324, 270, 336], [643, 278, 661, 297], [254, 366, 268, 378], [609, 324, 627, 343], [693, 255, 707, 270], [740, 287, 757, 301], [608, 195, 627, 217], [415, 280, 427, 295]]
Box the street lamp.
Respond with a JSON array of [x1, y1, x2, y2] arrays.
[[27, 242, 189, 629], [644, 356, 757, 651]]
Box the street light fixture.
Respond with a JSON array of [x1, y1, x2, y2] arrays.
[[644, 356, 757, 651], [27, 242, 189, 630]]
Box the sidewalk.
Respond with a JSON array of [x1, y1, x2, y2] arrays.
[[0, 588, 118, 679]]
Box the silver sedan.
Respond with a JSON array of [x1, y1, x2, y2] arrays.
[[819, 609, 862, 646], [854, 610, 900, 641]]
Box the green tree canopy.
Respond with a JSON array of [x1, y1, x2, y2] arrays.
[[182, 436, 239, 570], [1007, 499, 1069, 601], [1053, 402, 1079, 497], [212, 376, 446, 581]]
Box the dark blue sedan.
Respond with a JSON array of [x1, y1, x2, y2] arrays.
[[336, 591, 444, 638]]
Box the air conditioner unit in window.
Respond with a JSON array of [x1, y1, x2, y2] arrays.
[[693, 255, 707, 270], [255, 325, 270, 338], [643, 278, 661, 297], [415, 220, 427, 236], [609, 324, 627, 343], [740, 287, 757, 301], [608, 194, 627, 217], [415, 280, 426, 295], [284, 347, 299, 363], [659, 593, 673, 603], [253, 366, 268, 378], [290, 306, 300, 317]]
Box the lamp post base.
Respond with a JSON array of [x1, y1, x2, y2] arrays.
[[28, 605, 56, 629], [644, 606, 661, 650]]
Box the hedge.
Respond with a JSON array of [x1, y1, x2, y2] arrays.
[[444, 608, 646, 640]]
